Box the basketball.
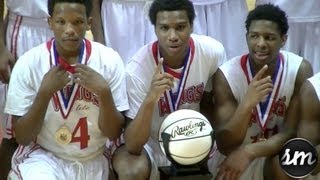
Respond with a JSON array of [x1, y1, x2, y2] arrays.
[[158, 109, 214, 165]]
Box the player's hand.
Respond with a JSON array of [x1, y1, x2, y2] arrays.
[[73, 63, 108, 96], [146, 58, 174, 101], [244, 65, 273, 108], [40, 65, 70, 96], [215, 146, 255, 180], [0, 48, 16, 84]]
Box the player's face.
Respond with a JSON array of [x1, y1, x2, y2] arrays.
[[155, 10, 193, 62], [48, 3, 92, 55], [246, 20, 287, 66]]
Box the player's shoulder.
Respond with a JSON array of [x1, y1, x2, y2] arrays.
[[126, 43, 155, 81], [16, 42, 49, 66], [191, 34, 225, 51], [89, 40, 124, 66], [220, 55, 242, 69], [126, 43, 154, 72], [90, 40, 121, 58]]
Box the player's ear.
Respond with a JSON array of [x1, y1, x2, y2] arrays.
[[280, 34, 288, 47], [86, 16, 93, 31], [48, 17, 53, 30]]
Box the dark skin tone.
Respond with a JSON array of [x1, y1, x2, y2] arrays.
[[112, 10, 214, 180], [298, 81, 320, 176], [91, 0, 105, 45], [13, 2, 124, 146], [0, 0, 15, 83], [213, 20, 313, 180], [124, 10, 191, 155]]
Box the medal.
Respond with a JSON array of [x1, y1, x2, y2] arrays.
[[55, 125, 72, 145], [258, 131, 267, 142]]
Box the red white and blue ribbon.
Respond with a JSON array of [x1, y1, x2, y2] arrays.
[[47, 38, 91, 119], [152, 38, 195, 112], [241, 53, 284, 130]]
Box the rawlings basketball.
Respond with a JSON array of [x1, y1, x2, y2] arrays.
[[158, 109, 213, 165]]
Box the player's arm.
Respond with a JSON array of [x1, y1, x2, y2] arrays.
[[297, 79, 320, 175], [91, 0, 105, 45], [96, 87, 125, 139], [12, 66, 70, 145], [214, 65, 273, 155], [124, 97, 160, 155], [73, 63, 125, 139], [0, 1, 15, 83], [200, 90, 214, 124], [213, 69, 251, 155], [244, 60, 313, 158], [124, 60, 173, 155]]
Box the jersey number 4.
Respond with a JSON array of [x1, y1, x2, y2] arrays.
[[71, 117, 90, 149]]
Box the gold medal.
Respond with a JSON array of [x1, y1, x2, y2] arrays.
[[55, 125, 72, 145]]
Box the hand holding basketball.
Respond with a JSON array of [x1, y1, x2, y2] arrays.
[[147, 58, 174, 101], [245, 65, 273, 107]]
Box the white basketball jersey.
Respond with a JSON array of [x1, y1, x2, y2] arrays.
[[126, 34, 227, 140], [256, 0, 320, 22], [6, 0, 49, 18], [5, 39, 129, 161], [220, 51, 302, 144], [307, 72, 320, 101]]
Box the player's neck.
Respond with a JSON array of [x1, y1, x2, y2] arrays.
[[250, 58, 278, 78], [56, 45, 80, 64], [160, 48, 189, 69]]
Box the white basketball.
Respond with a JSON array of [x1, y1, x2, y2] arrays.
[[158, 109, 213, 165]]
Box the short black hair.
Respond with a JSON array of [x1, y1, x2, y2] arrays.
[[48, 0, 92, 17], [245, 3, 289, 35], [149, 0, 195, 26]]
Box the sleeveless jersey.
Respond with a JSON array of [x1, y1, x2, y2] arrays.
[[219, 51, 302, 144], [307, 72, 320, 101]]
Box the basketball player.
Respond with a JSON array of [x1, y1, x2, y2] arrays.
[[211, 4, 313, 180], [110, 0, 227, 179], [256, 0, 320, 73], [91, 0, 156, 65], [4, 0, 128, 179], [191, 0, 249, 59], [297, 73, 320, 179], [0, 1, 53, 179]]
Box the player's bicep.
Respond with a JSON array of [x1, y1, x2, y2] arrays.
[[298, 81, 320, 144], [212, 69, 237, 129], [286, 60, 313, 132]]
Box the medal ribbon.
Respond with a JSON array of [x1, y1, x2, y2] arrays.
[[241, 54, 284, 131], [152, 39, 195, 112], [47, 38, 91, 119]]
